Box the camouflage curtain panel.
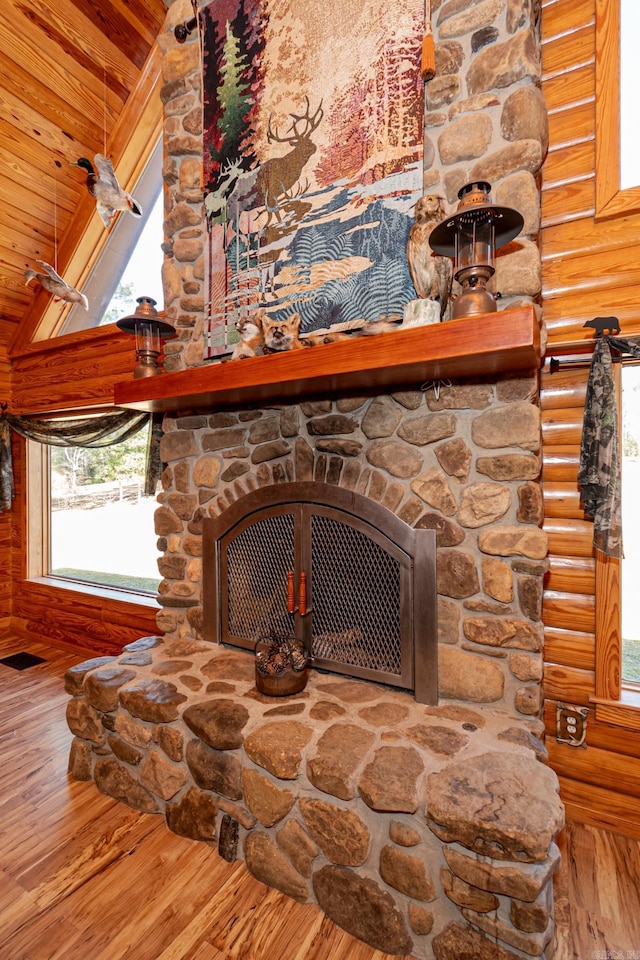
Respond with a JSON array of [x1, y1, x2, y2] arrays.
[[200, 0, 424, 356], [578, 334, 640, 558], [0, 409, 163, 512]]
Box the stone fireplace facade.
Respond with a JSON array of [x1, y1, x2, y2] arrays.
[[65, 1, 566, 958], [156, 376, 547, 712], [155, 380, 548, 722], [67, 379, 564, 959]]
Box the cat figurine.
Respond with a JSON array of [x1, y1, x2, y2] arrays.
[[231, 311, 266, 360]]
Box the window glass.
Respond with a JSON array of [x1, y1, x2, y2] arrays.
[[49, 423, 160, 594], [621, 363, 640, 683], [620, 1, 640, 190], [62, 140, 164, 334]]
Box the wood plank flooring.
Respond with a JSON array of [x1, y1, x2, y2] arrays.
[[1, 634, 640, 960]]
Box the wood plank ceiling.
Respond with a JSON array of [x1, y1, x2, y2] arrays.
[[0, 0, 167, 349]]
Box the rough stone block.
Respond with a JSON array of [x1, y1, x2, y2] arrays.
[[427, 751, 564, 862], [380, 846, 436, 901], [307, 723, 376, 800], [299, 798, 370, 865], [444, 843, 561, 902], [243, 721, 313, 779], [242, 769, 296, 827], [245, 832, 309, 902], [313, 865, 413, 956], [166, 786, 218, 841]]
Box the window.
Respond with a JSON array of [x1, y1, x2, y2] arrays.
[[48, 423, 160, 595], [39, 140, 164, 598], [62, 139, 164, 334], [596, 0, 640, 216], [592, 360, 640, 728], [621, 363, 640, 684], [620, 2, 640, 190]]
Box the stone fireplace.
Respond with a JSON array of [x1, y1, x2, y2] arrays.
[[66, 371, 564, 959], [65, 1, 564, 957], [154, 376, 550, 722]]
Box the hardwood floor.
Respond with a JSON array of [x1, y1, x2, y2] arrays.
[[1, 634, 639, 960]]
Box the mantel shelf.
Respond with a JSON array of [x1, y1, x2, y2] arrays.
[[113, 306, 540, 413]]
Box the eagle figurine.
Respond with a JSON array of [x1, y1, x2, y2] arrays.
[[406, 194, 453, 319], [24, 260, 88, 310], [70, 154, 143, 228]]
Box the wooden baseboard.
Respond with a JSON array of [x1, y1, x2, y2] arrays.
[[0, 616, 29, 639], [559, 775, 640, 841], [1, 617, 118, 660]]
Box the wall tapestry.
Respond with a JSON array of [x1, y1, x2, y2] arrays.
[[201, 0, 424, 357]]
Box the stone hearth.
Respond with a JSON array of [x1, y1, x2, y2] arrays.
[[67, 637, 563, 960]]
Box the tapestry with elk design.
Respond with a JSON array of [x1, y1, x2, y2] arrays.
[[200, 0, 424, 357]]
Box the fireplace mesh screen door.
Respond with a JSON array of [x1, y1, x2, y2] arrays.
[[310, 514, 402, 675], [226, 513, 295, 644], [203, 482, 437, 703]]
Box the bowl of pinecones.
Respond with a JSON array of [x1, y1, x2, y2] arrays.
[[254, 628, 308, 696]]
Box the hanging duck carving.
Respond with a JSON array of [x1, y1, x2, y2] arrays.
[[24, 260, 88, 310], [70, 154, 143, 228]]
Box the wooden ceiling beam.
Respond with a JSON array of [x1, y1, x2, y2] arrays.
[[5, 0, 151, 105], [0, 0, 167, 343]]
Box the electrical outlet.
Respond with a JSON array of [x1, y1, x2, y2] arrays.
[[556, 703, 588, 747]]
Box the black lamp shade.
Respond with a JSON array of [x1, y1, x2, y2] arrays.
[[428, 181, 523, 257], [116, 296, 175, 378], [116, 296, 175, 337]]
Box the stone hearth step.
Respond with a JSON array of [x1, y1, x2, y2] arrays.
[[66, 636, 564, 960]]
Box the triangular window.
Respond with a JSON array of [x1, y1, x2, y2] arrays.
[[61, 139, 163, 334]]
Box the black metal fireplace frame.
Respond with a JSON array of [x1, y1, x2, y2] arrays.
[[202, 481, 437, 704]]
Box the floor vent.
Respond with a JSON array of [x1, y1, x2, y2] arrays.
[[0, 652, 46, 670]]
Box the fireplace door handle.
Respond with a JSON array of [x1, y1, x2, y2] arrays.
[[298, 572, 307, 616], [286, 570, 310, 616], [287, 571, 295, 613]]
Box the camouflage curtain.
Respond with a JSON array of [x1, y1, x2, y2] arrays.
[[578, 334, 640, 557], [0, 409, 164, 512]]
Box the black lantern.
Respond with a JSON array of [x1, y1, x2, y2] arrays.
[[428, 181, 523, 320], [116, 296, 176, 378]]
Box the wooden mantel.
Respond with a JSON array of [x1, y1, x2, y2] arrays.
[[114, 306, 540, 413]]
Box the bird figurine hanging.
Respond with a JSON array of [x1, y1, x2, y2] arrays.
[[70, 154, 143, 228], [24, 260, 88, 310], [406, 194, 453, 321]]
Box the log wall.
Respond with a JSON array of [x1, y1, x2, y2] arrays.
[[541, 0, 640, 836], [6, 325, 159, 655]]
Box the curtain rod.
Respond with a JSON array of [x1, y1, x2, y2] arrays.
[[547, 321, 640, 372], [548, 354, 630, 373]]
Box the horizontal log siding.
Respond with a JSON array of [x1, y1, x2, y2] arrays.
[[10, 324, 137, 415], [542, 0, 640, 833]]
